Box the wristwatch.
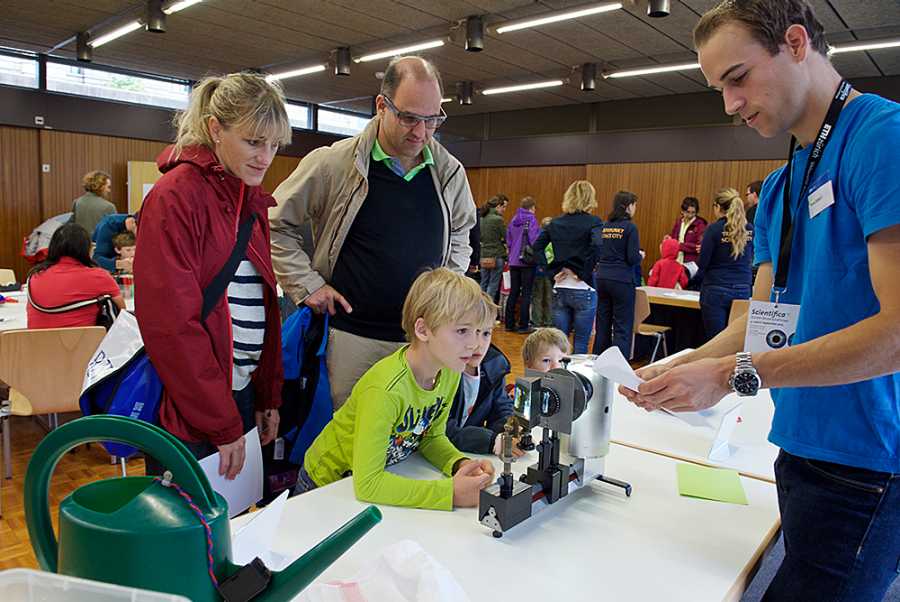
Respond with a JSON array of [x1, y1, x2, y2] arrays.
[[728, 352, 761, 397]]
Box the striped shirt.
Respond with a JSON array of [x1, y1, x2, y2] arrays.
[[228, 259, 266, 391]]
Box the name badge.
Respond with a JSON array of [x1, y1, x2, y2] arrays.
[[744, 300, 801, 353], [808, 179, 835, 219]]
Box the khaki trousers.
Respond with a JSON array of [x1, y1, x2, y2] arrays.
[[326, 327, 405, 409]]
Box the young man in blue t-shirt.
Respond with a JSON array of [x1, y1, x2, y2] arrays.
[[621, 1, 900, 600]]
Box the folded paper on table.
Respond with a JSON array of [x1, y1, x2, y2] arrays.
[[232, 491, 292, 570]]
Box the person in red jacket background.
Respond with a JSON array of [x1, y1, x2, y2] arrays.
[[667, 196, 708, 264], [135, 72, 292, 479], [648, 238, 689, 289]]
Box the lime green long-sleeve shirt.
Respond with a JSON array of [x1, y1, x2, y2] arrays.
[[304, 346, 466, 510]]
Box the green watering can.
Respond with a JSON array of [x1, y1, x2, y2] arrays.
[[25, 415, 382, 602]]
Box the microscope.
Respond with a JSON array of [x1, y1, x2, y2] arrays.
[[478, 356, 632, 538]]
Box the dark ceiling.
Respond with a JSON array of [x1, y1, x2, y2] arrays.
[[2, 0, 899, 115]]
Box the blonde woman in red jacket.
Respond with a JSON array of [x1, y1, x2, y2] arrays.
[[135, 73, 291, 479]]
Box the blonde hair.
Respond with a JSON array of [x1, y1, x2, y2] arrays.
[[562, 180, 597, 214], [522, 328, 570, 368], [171, 72, 292, 158], [402, 268, 496, 342], [714, 188, 750, 259], [83, 170, 110, 195]]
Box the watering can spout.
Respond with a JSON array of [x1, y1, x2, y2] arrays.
[[259, 505, 382, 602]]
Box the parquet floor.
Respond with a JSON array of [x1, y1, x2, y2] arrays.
[[0, 327, 628, 570]]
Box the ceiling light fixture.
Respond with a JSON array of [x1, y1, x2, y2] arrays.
[[647, 0, 670, 18], [830, 37, 900, 54], [266, 64, 327, 81], [581, 62, 597, 91], [604, 61, 699, 78], [354, 39, 444, 63], [482, 80, 564, 95], [90, 21, 143, 47], [146, 0, 167, 33], [457, 81, 474, 105], [164, 0, 203, 14], [494, 2, 621, 34], [466, 15, 484, 52], [76, 32, 92, 62], [334, 47, 351, 76]]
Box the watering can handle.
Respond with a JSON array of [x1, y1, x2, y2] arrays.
[[25, 415, 219, 573]]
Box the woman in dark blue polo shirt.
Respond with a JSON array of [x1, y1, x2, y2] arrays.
[[592, 190, 641, 356], [697, 187, 753, 339]]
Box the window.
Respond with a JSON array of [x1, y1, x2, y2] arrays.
[[46, 62, 190, 109], [285, 102, 311, 130], [317, 108, 370, 136], [0, 53, 38, 88]]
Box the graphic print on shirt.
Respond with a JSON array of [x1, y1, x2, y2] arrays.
[[384, 396, 448, 466]]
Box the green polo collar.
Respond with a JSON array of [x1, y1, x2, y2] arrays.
[[371, 139, 434, 182]]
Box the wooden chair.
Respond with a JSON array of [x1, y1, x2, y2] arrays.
[[633, 288, 670, 363], [0, 326, 106, 483], [0, 268, 15, 286], [728, 299, 750, 325]]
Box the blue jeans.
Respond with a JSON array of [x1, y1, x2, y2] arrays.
[[552, 288, 597, 354], [763, 450, 900, 601], [699, 283, 750, 340], [480, 258, 504, 300], [592, 278, 635, 357]]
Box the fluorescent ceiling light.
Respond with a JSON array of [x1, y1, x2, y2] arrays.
[[164, 0, 203, 14], [441, 97, 453, 103], [90, 21, 142, 47], [495, 2, 621, 34], [605, 62, 699, 78], [830, 37, 900, 54], [354, 39, 444, 63], [266, 64, 327, 81], [482, 80, 564, 95]]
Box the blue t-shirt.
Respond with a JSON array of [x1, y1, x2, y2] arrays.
[[754, 94, 900, 473]]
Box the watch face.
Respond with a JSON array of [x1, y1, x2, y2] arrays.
[[733, 371, 760, 395]]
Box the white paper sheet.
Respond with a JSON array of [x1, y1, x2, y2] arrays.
[[198, 427, 263, 518], [593, 346, 644, 392], [708, 403, 743, 462], [232, 490, 293, 570]]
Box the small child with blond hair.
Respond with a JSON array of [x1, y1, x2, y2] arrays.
[[297, 268, 496, 510], [522, 327, 570, 372]]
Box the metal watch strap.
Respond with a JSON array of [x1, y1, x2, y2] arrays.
[[735, 352, 755, 372]]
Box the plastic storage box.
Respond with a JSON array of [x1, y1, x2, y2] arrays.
[[0, 568, 190, 602]]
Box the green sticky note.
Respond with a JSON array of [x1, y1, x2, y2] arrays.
[[676, 463, 748, 505]]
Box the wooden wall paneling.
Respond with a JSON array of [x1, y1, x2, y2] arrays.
[[261, 155, 302, 194], [587, 160, 784, 278], [0, 126, 41, 281], [38, 131, 167, 219], [466, 165, 587, 225]]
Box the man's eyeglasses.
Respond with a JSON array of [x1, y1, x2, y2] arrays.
[[382, 95, 447, 130]]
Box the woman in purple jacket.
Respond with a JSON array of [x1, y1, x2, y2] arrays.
[[505, 196, 540, 333]]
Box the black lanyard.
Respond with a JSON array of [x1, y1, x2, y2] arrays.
[[773, 79, 853, 300]]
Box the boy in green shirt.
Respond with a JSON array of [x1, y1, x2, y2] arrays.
[[298, 268, 496, 510]]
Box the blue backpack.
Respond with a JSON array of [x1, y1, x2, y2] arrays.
[[79, 214, 257, 457]]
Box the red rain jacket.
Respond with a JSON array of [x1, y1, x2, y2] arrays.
[[135, 145, 282, 445]]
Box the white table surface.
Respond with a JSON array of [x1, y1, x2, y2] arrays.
[[611, 350, 779, 483], [239, 443, 780, 602]]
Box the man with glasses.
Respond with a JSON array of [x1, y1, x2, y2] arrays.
[[270, 56, 476, 408]]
